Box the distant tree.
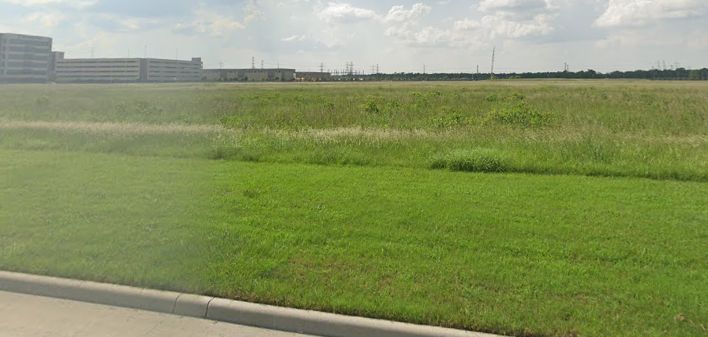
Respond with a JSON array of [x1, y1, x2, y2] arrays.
[[688, 69, 702, 81]]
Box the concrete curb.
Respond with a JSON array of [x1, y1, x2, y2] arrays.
[[0, 270, 502, 337]]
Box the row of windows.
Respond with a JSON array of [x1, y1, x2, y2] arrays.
[[3, 65, 50, 70], [148, 66, 201, 70], [1, 40, 51, 48], [3, 70, 48, 75], [1, 46, 51, 53], [57, 74, 138, 80], [0, 55, 50, 62], [149, 74, 201, 77], [149, 71, 201, 75], [57, 69, 139, 75], [147, 61, 201, 65], [58, 61, 140, 65], [57, 66, 140, 70]]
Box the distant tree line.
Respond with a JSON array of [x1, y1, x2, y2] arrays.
[[332, 68, 708, 81]]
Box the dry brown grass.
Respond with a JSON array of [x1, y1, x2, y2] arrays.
[[0, 120, 226, 135]]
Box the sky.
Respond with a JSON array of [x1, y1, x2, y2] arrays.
[[1, 0, 706, 73]]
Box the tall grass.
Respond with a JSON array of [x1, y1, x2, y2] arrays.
[[0, 81, 706, 181]]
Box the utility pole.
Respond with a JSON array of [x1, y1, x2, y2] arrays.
[[423, 64, 426, 74], [251, 57, 255, 69], [490, 46, 496, 80], [376, 64, 379, 74], [261, 60, 264, 69]]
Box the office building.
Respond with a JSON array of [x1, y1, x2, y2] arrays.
[[0, 33, 52, 83], [54, 55, 203, 83]]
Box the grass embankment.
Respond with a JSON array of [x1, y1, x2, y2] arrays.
[[0, 81, 706, 181], [1, 149, 706, 337]]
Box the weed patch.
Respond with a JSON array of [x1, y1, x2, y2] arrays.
[[431, 148, 510, 173], [484, 93, 553, 128]]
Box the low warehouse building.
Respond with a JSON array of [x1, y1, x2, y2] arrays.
[[54, 54, 202, 83], [203, 68, 295, 82], [296, 72, 332, 82]]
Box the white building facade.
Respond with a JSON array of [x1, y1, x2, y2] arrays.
[[54, 56, 202, 83], [0, 33, 52, 83]]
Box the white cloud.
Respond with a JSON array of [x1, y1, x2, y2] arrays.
[[0, 0, 96, 8], [477, 0, 558, 38], [478, 0, 548, 13], [174, 9, 245, 36], [385, 16, 484, 48], [173, 2, 260, 37], [384, 3, 431, 23], [282, 34, 306, 42], [1, 0, 706, 72], [595, 0, 706, 27], [23, 11, 65, 28], [317, 2, 378, 23], [481, 12, 555, 38]]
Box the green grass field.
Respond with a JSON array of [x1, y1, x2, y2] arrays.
[[0, 81, 706, 337]]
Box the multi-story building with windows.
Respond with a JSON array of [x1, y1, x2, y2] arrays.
[[0, 33, 53, 83], [54, 55, 203, 83]]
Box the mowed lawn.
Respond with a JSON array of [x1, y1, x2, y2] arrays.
[[1, 149, 706, 337]]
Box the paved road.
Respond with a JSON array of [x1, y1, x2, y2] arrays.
[[0, 290, 318, 337]]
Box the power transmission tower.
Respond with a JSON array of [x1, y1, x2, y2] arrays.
[[320, 62, 324, 73], [376, 64, 379, 74], [564, 62, 569, 72], [490, 46, 496, 79], [261, 60, 264, 69], [251, 57, 255, 69], [423, 64, 426, 74]]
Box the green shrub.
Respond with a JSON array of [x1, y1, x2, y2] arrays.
[[362, 99, 380, 114], [35, 96, 50, 107], [430, 148, 510, 173], [430, 108, 466, 129], [484, 93, 552, 127]]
